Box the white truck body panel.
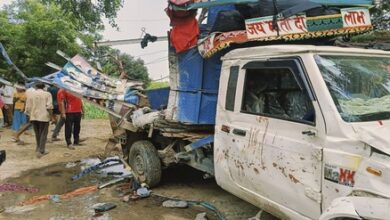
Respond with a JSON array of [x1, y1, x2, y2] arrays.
[[214, 45, 390, 219]]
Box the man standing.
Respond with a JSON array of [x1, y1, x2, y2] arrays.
[[0, 83, 14, 127], [12, 84, 35, 144], [25, 83, 53, 158], [60, 90, 83, 149], [49, 86, 64, 141]]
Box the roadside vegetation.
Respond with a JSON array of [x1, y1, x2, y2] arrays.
[[147, 81, 169, 89], [84, 102, 108, 119]]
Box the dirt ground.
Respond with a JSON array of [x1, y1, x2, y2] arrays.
[[0, 119, 268, 220]]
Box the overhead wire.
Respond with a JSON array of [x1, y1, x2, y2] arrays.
[[144, 56, 168, 65], [133, 49, 167, 58], [117, 19, 168, 22]]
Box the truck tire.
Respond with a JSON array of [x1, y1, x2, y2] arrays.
[[129, 140, 161, 187]]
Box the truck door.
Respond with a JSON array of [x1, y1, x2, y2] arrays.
[[215, 59, 325, 219]]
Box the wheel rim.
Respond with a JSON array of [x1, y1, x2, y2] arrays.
[[134, 154, 145, 175]]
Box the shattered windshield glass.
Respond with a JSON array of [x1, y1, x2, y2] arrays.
[[315, 55, 390, 122]]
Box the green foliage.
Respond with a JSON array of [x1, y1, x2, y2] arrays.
[[84, 102, 108, 119], [41, 0, 124, 32], [352, 31, 390, 42], [0, 0, 82, 80], [147, 81, 169, 89], [0, 0, 150, 84], [372, 1, 389, 30], [99, 49, 151, 85]]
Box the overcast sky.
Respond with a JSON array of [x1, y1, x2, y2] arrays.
[[101, 1, 170, 80], [1, 0, 170, 80]]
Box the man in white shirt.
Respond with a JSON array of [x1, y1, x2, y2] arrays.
[[25, 83, 53, 158], [0, 84, 14, 127]]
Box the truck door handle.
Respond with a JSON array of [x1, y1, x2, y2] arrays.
[[232, 128, 246, 136], [302, 130, 316, 136]]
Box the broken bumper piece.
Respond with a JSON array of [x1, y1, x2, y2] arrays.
[[320, 196, 390, 220]]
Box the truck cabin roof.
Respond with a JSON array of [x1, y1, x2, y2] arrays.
[[222, 45, 390, 61]]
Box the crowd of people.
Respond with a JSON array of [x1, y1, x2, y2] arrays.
[[0, 82, 84, 158]]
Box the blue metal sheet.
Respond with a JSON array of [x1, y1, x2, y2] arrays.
[[199, 92, 218, 124], [178, 48, 203, 91], [190, 135, 214, 150], [177, 90, 217, 124], [146, 87, 170, 110], [177, 91, 201, 123], [202, 53, 222, 92]]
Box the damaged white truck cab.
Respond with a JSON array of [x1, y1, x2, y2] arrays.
[[214, 45, 390, 220]]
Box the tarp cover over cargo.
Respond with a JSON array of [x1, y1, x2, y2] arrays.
[[167, 0, 374, 58], [42, 54, 146, 118]]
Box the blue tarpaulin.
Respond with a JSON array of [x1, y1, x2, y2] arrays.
[[174, 0, 258, 10], [0, 43, 28, 80], [174, 0, 373, 10], [311, 0, 373, 6], [0, 77, 12, 86]]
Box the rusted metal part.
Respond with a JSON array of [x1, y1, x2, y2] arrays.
[[161, 132, 211, 142], [104, 139, 119, 157], [153, 119, 214, 141], [158, 142, 177, 167], [176, 149, 214, 175]]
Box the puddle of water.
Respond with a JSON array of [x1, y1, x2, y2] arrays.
[[0, 159, 219, 220]]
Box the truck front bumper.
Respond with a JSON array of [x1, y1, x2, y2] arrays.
[[320, 196, 390, 220]]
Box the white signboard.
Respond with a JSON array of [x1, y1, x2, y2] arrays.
[[341, 8, 371, 28]]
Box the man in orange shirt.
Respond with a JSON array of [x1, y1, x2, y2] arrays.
[[59, 90, 83, 149]]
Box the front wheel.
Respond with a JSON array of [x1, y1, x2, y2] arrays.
[[128, 140, 161, 187]]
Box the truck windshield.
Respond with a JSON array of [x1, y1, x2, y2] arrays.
[[315, 55, 390, 122]]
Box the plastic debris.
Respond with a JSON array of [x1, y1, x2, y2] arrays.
[[98, 176, 132, 189], [136, 187, 151, 198], [49, 194, 61, 203], [122, 195, 131, 202], [20, 185, 97, 206], [153, 193, 226, 220], [195, 212, 208, 220], [92, 203, 117, 213], [65, 162, 77, 168], [72, 158, 121, 181], [162, 200, 188, 208]]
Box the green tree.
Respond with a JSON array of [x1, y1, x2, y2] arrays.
[[41, 0, 123, 32], [373, 0, 389, 30], [0, 0, 82, 79], [0, 0, 150, 84], [99, 49, 151, 85]]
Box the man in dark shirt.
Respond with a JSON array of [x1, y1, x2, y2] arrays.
[[49, 86, 63, 141]]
